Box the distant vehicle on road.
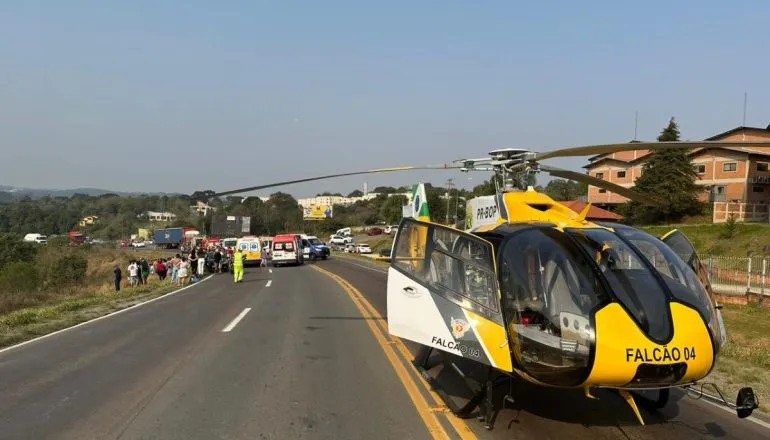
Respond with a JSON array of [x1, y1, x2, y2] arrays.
[[300, 235, 330, 260], [23, 233, 47, 245], [154, 228, 185, 249], [329, 234, 353, 245], [236, 236, 262, 266], [272, 234, 302, 266]]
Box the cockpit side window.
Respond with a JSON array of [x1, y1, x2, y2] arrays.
[[499, 227, 602, 386]]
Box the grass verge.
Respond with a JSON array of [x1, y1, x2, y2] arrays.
[[641, 223, 770, 257], [706, 303, 770, 413], [0, 277, 184, 349]]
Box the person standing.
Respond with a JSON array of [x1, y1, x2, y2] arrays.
[[233, 247, 244, 283], [197, 253, 205, 277], [114, 265, 122, 292], [214, 248, 222, 273]]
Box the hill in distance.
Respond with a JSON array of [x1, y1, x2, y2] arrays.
[[0, 185, 179, 200]]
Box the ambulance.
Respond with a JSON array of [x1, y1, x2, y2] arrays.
[[236, 236, 263, 266], [272, 234, 303, 266]]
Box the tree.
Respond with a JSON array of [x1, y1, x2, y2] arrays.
[[380, 195, 408, 224], [347, 190, 364, 197], [623, 117, 703, 224], [544, 179, 587, 201]]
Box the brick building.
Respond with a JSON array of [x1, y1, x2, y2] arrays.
[[584, 125, 770, 222]]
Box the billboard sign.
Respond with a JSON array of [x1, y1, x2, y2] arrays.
[[303, 204, 333, 220], [211, 216, 251, 236]]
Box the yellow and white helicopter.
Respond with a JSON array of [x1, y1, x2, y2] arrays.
[[216, 140, 765, 429]]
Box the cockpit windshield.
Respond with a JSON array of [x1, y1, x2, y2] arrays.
[[611, 227, 719, 347], [567, 228, 673, 343]]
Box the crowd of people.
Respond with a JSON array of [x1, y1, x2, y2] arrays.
[[113, 246, 233, 292]]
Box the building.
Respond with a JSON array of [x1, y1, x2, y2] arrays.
[[296, 193, 381, 209], [560, 201, 624, 221], [139, 211, 177, 222], [191, 201, 216, 216], [585, 125, 770, 222]]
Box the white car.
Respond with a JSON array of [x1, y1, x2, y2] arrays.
[[131, 241, 147, 248], [330, 235, 353, 245], [356, 244, 372, 254]]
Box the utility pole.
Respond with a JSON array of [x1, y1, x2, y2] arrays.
[[445, 178, 454, 225]]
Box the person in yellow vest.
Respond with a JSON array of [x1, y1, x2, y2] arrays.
[[233, 248, 244, 283]]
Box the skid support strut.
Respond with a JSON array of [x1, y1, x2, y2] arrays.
[[414, 345, 510, 430]]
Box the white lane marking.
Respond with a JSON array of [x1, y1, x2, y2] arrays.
[[0, 276, 214, 355], [265, 280, 272, 287], [222, 308, 251, 332], [694, 390, 770, 429], [269, 269, 273, 273]]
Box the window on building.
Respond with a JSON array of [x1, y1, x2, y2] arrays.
[[598, 189, 607, 193], [753, 186, 764, 193], [758, 163, 769, 172], [595, 172, 604, 179], [617, 171, 626, 178], [723, 162, 737, 172], [693, 164, 706, 174]]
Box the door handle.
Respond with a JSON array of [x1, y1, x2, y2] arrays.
[[402, 286, 418, 295]]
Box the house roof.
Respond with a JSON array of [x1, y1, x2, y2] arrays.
[[585, 145, 770, 169], [561, 201, 624, 221], [586, 125, 770, 166], [704, 125, 770, 141]]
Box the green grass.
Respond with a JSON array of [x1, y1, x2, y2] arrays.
[[705, 303, 770, 413], [0, 278, 180, 348], [641, 223, 770, 257]]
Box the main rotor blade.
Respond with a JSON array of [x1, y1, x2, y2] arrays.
[[538, 164, 664, 207], [534, 141, 770, 161], [214, 164, 463, 197]]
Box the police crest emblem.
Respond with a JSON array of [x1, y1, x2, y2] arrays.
[[450, 317, 471, 339]]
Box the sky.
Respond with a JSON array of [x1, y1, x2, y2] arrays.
[[1, 1, 769, 199]]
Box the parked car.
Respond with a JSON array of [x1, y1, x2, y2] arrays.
[[356, 243, 372, 254], [330, 234, 353, 245], [366, 227, 383, 236]]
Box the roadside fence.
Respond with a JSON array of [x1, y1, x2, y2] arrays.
[[702, 255, 769, 303]]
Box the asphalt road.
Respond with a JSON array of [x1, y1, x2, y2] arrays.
[[321, 255, 770, 440], [3, 255, 769, 440], [0, 265, 433, 439]]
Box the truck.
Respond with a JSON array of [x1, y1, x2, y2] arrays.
[[69, 231, 86, 246], [153, 227, 185, 248]]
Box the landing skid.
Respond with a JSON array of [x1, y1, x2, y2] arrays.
[[414, 345, 512, 430]]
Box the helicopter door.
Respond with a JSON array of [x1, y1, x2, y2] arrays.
[[387, 218, 512, 372], [661, 229, 712, 294], [661, 229, 728, 345]]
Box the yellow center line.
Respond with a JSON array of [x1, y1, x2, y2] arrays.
[[311, 265, 479, 440], [310, 265, 451, 440]]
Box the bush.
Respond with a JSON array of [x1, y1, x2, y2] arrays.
[[47, 254, 88, 287], [721, 213, 737, 239], [0, 234, 38, 272], [0, 261, 41, 293]]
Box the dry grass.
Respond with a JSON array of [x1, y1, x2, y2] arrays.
[[706, 303, 770, 412], [0, 247, 178, 348], [0, 276, 180, 348], [0, 247, 169, 314]]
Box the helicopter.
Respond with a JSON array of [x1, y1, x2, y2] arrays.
[[215, 140, 768, 429]]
